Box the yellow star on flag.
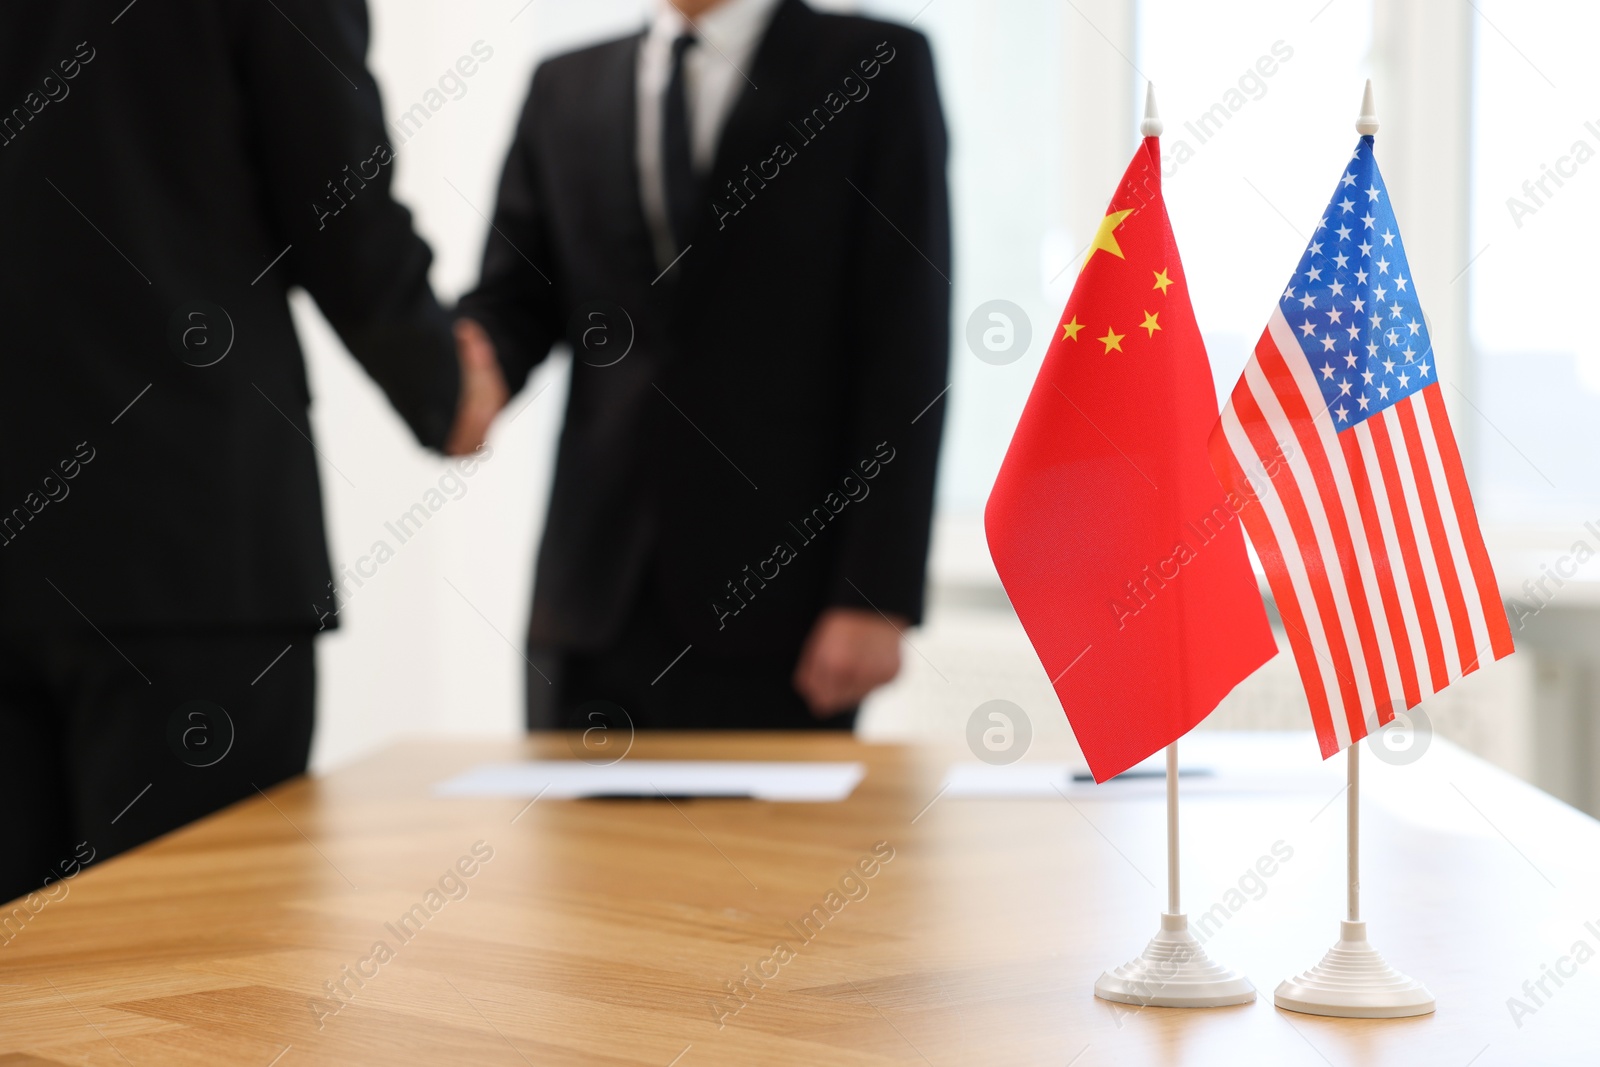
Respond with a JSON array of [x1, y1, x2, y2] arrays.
[[1060, 316, 1084, 341], [1140, 311, 1161, 337], [1088, 209, 1135, 262], [1152, 268, 1174, 294], [1099, 327, 1125, 353]]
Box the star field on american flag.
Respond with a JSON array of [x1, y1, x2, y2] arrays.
[[1280, 136, 1432, 428]]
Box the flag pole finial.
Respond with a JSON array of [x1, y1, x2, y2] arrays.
[[1140, 81, 1163, 137], [1355, 78, 1378, 136]]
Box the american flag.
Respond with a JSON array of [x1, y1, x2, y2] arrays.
[[1208, 136, 1514, 758]]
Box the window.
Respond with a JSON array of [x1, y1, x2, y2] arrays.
[[1137, 0, 1375, 401], [1469, 0, 1600, 525]]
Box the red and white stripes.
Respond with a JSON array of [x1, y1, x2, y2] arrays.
[[1209, 308, 1514, 757]]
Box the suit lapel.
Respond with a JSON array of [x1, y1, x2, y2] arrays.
[[592, 32, 660, 283], [686, 0, 816, 252]]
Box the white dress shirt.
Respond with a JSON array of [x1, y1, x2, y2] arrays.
[[636, 0, 783, 268]]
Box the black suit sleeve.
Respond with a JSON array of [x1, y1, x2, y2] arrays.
[[455, 66, 564, 394], [235, 0, 459, 450], [824, 32, 951, 625]]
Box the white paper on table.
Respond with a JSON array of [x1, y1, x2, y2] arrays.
[[433, 760, 866, 802], [941, 762, 1078, 798], [940, 740, 1339, 798], [939, 762, 1208, 798]]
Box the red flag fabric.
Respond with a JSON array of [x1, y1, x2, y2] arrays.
[[985, 138, 1277, 782]]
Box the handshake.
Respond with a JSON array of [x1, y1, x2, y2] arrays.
[[444, 317, 508, 456]]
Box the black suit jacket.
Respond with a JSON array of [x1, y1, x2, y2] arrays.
[[460, 0, 951, 660], [0, 1, 458, 633]]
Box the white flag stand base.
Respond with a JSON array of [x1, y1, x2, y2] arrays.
[[1273, 920, 1435, 1018], [1094, 912, 1256, 1008]]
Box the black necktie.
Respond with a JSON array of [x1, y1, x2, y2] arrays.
[[662, 32, 698, 255]]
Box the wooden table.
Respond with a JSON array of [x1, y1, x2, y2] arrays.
[[2, 731, 1597, 1065]]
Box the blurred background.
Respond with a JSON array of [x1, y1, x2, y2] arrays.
[[304, 0, 1600, 815]]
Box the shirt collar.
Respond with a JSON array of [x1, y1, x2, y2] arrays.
[[647, 0, 783, 57]]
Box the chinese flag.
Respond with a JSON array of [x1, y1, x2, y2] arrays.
[[985, 138, 1277, 782]]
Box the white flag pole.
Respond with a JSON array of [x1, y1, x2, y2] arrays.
[[1094, 731, 1253, 1008], [1140, 79, 1163, 140], [1348, 743, 1360, 924], [1090, 82, 1258, 1015], [1273, 78, 1436, 1022], [1167, 742, 1181, 916]]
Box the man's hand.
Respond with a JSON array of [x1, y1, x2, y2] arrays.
[[792, 608, 905, 718], [445, 317, 508, 455]]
